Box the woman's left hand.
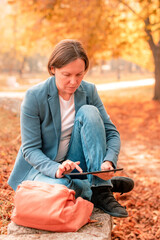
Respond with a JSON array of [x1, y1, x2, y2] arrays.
[[93, 160, 114, 181]]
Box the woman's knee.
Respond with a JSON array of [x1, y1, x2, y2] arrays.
[[76, 105, 102, 124]]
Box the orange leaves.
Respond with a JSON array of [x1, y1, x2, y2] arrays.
[[112, 178, 160, 239], [0, 189, 14, 235], [103, 95, 160, 240], [0, 107, 20, 234]]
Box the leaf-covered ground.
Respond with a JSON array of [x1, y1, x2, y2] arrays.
[[102, 94, 160, 240], [0, 87, 160, 239]]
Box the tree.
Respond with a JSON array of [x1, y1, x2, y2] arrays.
[[6, 0, 160, 100], [0, 0, 51, 75], [7, 0, 131, 67], [116, 0, 160, 100]]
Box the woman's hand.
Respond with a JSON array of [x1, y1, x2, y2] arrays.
[[55, 160, 83, 178], [93, 160, 114, 181]]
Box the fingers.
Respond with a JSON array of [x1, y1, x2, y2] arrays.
[[56, 160, 83, 178], [93, 172, 114, 181], [55, 165, 65, 178], [101, 161, 114, 171], [74, 161, 83, 173], [62, 160, 82, 173], [93, 161, 115, 181]]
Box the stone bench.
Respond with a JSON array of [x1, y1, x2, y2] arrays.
[[0, 208, 112, 240]]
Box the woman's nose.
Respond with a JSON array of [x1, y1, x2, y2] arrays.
[[70, 76, 77, 85]]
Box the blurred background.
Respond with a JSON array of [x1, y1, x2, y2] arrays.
[[0, 0, 159, 100]]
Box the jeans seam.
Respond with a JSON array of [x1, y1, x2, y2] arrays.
[[81, 127, 93, 172]]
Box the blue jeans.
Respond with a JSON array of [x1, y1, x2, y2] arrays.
[[34, 105, 113, 200]]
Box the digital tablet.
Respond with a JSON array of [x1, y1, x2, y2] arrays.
[[65, 168, 123, 176]]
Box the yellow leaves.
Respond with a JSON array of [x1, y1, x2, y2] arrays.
[[0, 0, 159, 73], [7, 0, 16, 5]]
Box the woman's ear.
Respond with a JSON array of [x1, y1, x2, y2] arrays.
[[51, 66, 55, 75]]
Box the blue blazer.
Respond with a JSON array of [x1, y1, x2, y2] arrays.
[[8, 76, 120, 191]]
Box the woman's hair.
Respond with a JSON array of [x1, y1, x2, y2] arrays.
[[48, 39, 89, 75]]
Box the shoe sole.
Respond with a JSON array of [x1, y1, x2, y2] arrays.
[[95, 204, 128, 218]]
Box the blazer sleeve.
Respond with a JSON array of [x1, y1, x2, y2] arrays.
[[91, 85, 121, 168], [21, 90, 60, 178]]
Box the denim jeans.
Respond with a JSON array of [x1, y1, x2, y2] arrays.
[[34, 105, 113, 200]]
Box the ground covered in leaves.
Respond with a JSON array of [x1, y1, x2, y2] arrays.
[[0, 85, 160, 239]]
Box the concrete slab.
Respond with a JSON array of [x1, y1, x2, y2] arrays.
[[0, 208, 112, 240]]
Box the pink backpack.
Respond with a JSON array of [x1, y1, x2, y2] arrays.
[[11, 181, 93, 232]]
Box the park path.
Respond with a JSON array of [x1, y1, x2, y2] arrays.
[[0, 78, 154, 99], [96, 78, 154, 91]]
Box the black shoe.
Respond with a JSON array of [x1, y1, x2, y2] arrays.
[[111, 177, 134, 194], [91, 186, 128, 218]]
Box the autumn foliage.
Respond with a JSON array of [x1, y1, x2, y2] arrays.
[[1, 0, 160, 98]]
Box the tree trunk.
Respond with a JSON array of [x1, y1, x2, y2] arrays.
[[18, 56, 27, 78], [153, 47, 160, 100], [144, 17, 160, 100]]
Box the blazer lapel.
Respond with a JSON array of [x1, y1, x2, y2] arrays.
[[47, 77, 61, 143], [47, 78, 87, 142], [74, 83, 87, 113]]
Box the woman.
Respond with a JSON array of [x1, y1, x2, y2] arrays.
[[8, 39, 133, 218]]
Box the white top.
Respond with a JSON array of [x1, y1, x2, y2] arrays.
[[55, 94, 75, 162]]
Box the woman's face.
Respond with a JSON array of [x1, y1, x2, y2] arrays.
[[52, 58, 86, 100]]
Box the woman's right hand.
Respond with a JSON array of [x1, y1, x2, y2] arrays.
[[55, 160, 83, 178]]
